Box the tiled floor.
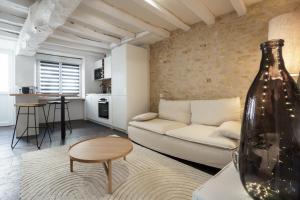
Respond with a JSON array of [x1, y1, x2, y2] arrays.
[[0, 120, 219, 200]]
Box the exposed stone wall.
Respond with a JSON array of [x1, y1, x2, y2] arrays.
[[150, 0, 300, 112]]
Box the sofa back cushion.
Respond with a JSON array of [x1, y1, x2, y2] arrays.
[[159, 99, 191, 124], [191, 97, 241, 126]]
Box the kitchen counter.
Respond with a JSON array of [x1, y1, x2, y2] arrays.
[[10, 93, 78, 97], [87, 93, 111, 96]]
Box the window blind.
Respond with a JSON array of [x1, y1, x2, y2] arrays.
[[39, 61, 60, 93], [39, 61, 80, 94], [61, 63, 80, 94]]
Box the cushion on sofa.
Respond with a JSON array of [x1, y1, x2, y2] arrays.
[[191, 97, 241, 126], [129, 118, 187, 135], [165, 124, 238, 150], [159, 99, 191, 124], [132, 112, 158, 121], [214, 121, 241, 140]]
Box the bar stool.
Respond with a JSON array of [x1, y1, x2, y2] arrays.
[[47, 100, 72, 133], [11, 103, 52, 150]]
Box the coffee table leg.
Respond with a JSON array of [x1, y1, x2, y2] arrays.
[[103, 161, 112, 194], [123, 156, 126, 161], [70, 159, 73, 172], [107, 160, 112, 194]]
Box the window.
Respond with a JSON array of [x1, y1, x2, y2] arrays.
[[39, 60, 81, 94], [0, 52, 10, 93]]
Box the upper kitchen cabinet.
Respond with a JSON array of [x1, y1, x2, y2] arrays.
[[104, 56, 112, 79], [94, 56, 112, 80], [111, 46, 127, 96]]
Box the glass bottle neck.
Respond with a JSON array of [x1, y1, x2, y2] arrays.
[[260, 47, 286, 72]]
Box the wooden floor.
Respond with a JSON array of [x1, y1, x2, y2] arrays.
[[0, 120, 219, 200]]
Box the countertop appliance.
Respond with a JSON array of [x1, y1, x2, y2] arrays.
[[94, 68, 104, 80]]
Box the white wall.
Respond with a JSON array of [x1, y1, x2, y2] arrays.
[[15, 55, 36, 87], [85, 55, 102, 94]]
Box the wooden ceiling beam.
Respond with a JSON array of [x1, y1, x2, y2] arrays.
[[0, 12, 25, 26], [60, 21, 121, 44], [181, 0, 215, 25], [70, 9, 135, 38], [0, 21, 22, 34], [50, 30, 111, 49], [230, 0, 247, 16], [133, 0, 190, 31], [39, 44, 103, 57], [0, 0, 29, 14], [0, 29, 19, 39], [82, 0, 170, 38], [44, 38, 108, 54]]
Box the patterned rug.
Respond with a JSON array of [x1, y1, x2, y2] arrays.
[[21, 143, 212, 200]]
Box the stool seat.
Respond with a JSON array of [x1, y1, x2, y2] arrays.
[[15, 103, 46, 107], [48, 101, 70, 104]]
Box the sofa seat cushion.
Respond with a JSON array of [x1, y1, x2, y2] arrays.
[[129, 118, 187, 135], [165, 125, 238, 150]]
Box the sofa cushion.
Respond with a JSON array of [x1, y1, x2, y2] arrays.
[[129, 118, 187, 135], [132, 112, 158, 121], [214, 121, 241, 140], [191, 97, 241, 126], [159, 99, 191, 124], [165, 125, 238, 150]]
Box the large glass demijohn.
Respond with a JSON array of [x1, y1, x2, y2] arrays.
[[239, 39, 300, 200]]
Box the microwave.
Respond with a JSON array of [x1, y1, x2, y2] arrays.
[[94, 68, 104, 80]]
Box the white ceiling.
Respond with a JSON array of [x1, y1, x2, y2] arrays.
[[0, 0, 263, 56]]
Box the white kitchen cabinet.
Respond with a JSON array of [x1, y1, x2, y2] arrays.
[[85, 94, 94, 120], [111, 95, 127, 130], [104, 56, 111, 79], [112, 46, 127, 96], [111, 44, 149, 131]]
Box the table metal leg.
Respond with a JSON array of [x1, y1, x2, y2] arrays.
[[70, 159, 73, 172], [61, 96, 66, 141]]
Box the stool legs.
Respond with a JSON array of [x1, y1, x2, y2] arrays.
[[38, 106, 52, 148], [11, 107, 20, 149], [42, 106, 52, 142], [11, 105, 52, 150], [48, 102, 72, 134]]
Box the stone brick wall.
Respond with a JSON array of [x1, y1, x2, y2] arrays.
[[150, 0, 300, 112]]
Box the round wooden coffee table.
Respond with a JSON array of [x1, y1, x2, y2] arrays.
[[69, 137, 133, 194]]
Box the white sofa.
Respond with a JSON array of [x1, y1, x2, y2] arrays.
[[128, 98, 241, 169]]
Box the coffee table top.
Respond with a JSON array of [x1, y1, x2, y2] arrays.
[[69, 137, 133, 163]]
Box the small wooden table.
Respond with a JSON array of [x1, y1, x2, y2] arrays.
[[68, 137, 133, 194]]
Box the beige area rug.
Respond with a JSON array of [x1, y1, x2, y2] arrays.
[[21, 143, 212, 200]]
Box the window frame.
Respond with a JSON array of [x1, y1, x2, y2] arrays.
[[37, 58, 82, 96]]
